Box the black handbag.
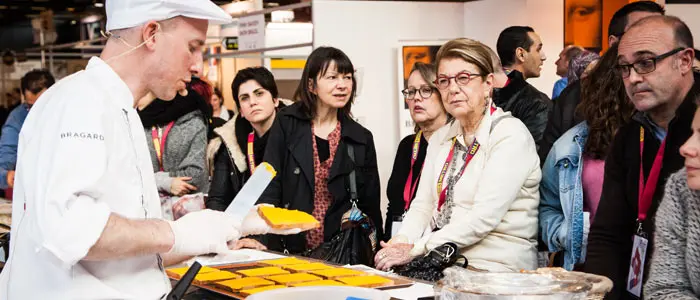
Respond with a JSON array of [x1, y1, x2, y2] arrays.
[[302, 144, 378, 267], [392, 242, 468, 282]]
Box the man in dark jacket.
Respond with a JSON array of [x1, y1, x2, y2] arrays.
[[538, 1, 665, 163], [494, 26, 550, 150], [584, 16, 698, 300]]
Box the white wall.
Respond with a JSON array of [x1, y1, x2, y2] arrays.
[[666, 4, 700, 47], [463, 0, 563, 98], [313, 0, 464, 219]]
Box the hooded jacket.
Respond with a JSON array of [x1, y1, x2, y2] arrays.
[[205, 99, 291, 211]]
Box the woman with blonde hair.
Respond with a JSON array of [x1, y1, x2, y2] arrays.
[[385, 62, 449, 240], [375, 38, 541, 272]]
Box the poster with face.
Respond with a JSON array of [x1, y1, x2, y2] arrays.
[[397, 42, 442, 140], [565, 0, 603, 51]]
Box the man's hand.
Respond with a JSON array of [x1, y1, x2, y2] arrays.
[[170, 177, 196, 196], [7, 170, 15, 188], [167, 209, 241, 256]]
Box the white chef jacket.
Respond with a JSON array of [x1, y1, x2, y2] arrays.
[[0, 57, 171, 299]]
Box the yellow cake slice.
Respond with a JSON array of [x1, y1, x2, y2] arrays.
[[236, 266, 290, 277], [166, 266, 219, 279], [283, 262, 333, 272], [193, 271, 241, 284], [309, 268, 365, 279], [240, 285, 287, 296], [290, 280, 346, 287], [215, 277, 275, 291], [267, 273, 322, 285], [259, 257, 310, 266], [337, 275, 394, 288], [258, 206, 320, 230]]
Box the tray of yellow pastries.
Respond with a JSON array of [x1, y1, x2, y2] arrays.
[[164, 254, 414, 299]]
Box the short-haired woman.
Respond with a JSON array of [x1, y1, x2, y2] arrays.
[[375, 38, 541, 272], [257, 47, 384, 256]]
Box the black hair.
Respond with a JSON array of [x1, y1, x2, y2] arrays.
[[213, 87, 223, 100], [608, 1, 665, 39], [230, 67, 279, 110], [496, 26, 535, 67], [671, 17, 694, 49], [20, 69, 55, 95], [294, 46, 356, 118]]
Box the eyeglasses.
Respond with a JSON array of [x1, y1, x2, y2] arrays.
[[401, 86, 434, 100], [616, 47, 686, 79], [433, 72, 483, 90]]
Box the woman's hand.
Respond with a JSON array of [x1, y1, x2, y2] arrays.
[[229, 238, 267, 250], [170, 177, 196, 196], [375, 241, 416, 271]]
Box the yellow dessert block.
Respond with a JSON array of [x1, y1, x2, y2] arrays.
[[259, 257, 310, 266], [267, 273, 322, 285], [309, 268, 365, 279], [284, 262, 333, 272], [236, 266, 290, 277], [258, 206, 320, 230], [193, 271, 240, 284], [166, 266, 219, 278], [240, 285, 287, 296], [337, 275, 394, 287], [290, 280, 345, 287], [215, 277, 275, 291]]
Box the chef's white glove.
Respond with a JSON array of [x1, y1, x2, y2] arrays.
[[167, 209, 241, 256], [240, 204, 307, 236]]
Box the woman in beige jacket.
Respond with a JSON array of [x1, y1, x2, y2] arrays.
[[375, 38, 541, 272]]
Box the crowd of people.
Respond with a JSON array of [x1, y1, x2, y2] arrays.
[[2, 0, 700, 299]]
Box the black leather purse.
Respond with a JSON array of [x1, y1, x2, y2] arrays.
[[301, 144, 378, 267], [392, 242, 468, 282]]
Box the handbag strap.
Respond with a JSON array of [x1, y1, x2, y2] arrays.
[[347, 143, 358, 203]]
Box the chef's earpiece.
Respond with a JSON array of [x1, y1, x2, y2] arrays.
[[103, 22, 163, 63]]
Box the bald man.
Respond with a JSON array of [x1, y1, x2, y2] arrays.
[[584, 15, 698, 300]]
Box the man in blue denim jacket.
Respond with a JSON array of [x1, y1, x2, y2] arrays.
[[0, 69, 54, 190]]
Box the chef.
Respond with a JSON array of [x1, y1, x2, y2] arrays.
[[0, 1, 301, 299]]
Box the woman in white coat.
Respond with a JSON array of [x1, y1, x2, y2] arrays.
[[375, 38, 541, 272]]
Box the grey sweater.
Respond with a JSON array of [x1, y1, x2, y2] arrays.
[[644, 168, 700, 299], [145, 110, 209, 194]]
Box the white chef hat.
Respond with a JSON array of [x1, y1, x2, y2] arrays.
[[106, 0, 233, 31]]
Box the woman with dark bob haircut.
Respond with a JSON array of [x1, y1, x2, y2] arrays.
[[257, 47, 383, 259]]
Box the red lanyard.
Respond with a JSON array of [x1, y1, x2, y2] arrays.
[[247, 132, 257, 174], [435, 105, 496, 211], [151, 121, 175, 171], [402, 131, 424, 211], [436, 137, 480, 211], [638, 127, 666, 223]]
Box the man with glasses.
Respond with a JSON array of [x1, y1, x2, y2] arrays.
[[584, 15, 698, 300]]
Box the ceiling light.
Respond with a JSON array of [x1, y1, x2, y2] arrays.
[[71, 20, 77, 25], [94, 2, 104, 8]]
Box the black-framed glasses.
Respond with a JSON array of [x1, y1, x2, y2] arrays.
[[401, 85, 434, 100], [616, 47, 686, 78], [434, 72, 483, 90]]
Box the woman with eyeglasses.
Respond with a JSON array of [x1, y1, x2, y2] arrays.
[[385, 62, 449, 241], [375, 38, 541, 272]]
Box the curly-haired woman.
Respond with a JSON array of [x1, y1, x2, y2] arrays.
[[539, 43, 635, 271]]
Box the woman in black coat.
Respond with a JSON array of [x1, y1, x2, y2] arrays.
[[385, 62, 448, 241], [257, 47, 383, 255]]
